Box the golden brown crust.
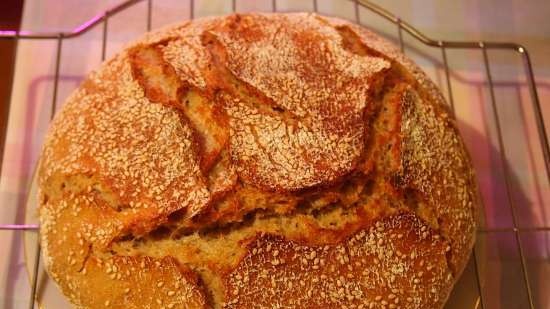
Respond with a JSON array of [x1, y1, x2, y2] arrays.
[[326, 16, 477, 275], [223, 213, 452, 309], [205, 14, 390, 192], [39, 193, 208, 308], [38, 12, 477, 309]]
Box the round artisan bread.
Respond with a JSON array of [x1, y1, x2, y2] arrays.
[[38, 12, 478, 309]]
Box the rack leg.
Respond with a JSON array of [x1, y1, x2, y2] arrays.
[[481, 45, 535, 309], [146, 0, 152, 31], [101, 14, 108, 61], [28, 237, 41, 309], [440, 45, 455, 117]]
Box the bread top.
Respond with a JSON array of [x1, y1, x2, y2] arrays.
[[38, 13, 477, 309]]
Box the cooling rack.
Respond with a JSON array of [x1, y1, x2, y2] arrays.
[[0, 0, 548, 308]]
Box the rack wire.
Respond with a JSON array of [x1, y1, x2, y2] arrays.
[[0, 0, 548, 308]]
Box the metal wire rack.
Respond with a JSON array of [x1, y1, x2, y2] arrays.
[[0, 0, 548, 308]]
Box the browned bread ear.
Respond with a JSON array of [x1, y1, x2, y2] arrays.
[[39, 12, 476, 309]]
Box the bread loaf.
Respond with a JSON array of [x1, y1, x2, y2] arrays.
[[38, 13, 478, 309]]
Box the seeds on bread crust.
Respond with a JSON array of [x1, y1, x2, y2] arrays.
[[38, 12, 477, 309]]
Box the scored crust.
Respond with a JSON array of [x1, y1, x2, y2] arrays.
[[38, 13, 477, 309]]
